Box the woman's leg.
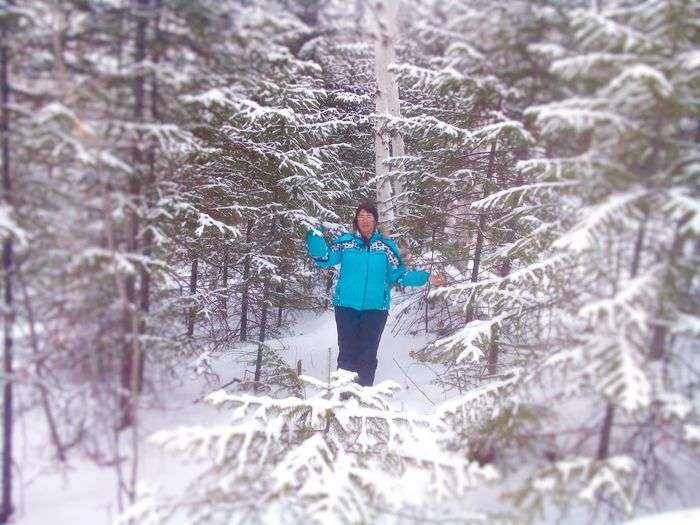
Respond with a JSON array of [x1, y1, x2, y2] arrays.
[[334, 306, 362, 379], [356, 309, 389, 386]]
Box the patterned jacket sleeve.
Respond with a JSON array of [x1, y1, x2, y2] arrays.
[[383, 239, 430, 287], [383, 239, 407, 285], [306, 229, 343, 268]]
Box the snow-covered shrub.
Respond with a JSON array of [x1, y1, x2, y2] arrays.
[[134, 370, 497, 524]]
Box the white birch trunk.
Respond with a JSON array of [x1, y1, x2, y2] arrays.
[[384, 0, 405, 202], [371, 0, 404, 227]]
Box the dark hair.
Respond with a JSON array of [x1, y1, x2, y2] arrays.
[[352, 200, 379, 231]]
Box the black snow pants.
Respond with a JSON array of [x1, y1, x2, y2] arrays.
[[334, 305, 389, 387]]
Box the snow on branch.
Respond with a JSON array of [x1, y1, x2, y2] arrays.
[[430, 254, 569, 304], [70, 248, 172, 277], [664, 186, 700, 236], [145, 371, 497, 524], [517, 155, 619, 182], [578, 265, 662, 332], [0, 205, 29, 246], [527, 43, 567, 61], [508, 456, 638, 517], [437, 373, 521, 425], [551, 52, 638, 81], [431, 313, 511, 364], [584, 332, 652, 413], [471, 181, 579, 211], [472, 120, 535, 145], [552, 187, 648, 252], [600, 64, 675, 106], [108, 121, 201, 154], [390, 63, 471, 93], [570, 9, 654, 54], [380, 114, 472, 144], [185, 88, 300, 127], [195, 212, 242, 238], [675, 49, 700, 83], [526, 98, 631, 136]]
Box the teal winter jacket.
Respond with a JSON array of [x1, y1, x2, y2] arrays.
[[306, 228, 429, 311]]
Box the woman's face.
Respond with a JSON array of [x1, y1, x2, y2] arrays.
[[357, 210, 376, 238]]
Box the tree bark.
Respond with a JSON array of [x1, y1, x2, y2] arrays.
[[187, 256, 198, 338], [254, 276, 270, 389], [486, 168, 522, 376], [254, 222, 277, 389], [119, 0, 148, 428], [425, 225, 436, 332], [373, 0, 403, 225], [240, 219, 253, 341], [136, 0, 161, 395], [596, 403, 615, 460], [597, 215, 647, 460], [221, 238, 229, 321], [0, 15, 14, 522], [17, 273, 66, 462], [466, 141, 497, 323], [324, 271, 333, 308], [276, 281, 285, 328]]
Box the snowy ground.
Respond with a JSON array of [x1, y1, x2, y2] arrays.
[[15, 306, 696, 524], [16, 306, 446, 525]]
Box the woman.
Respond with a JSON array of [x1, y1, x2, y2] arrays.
[[306, 200, 441, 387]]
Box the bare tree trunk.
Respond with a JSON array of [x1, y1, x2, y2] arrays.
[[597, 214, 647, 460], [17, 273, 66, 462], [383, 0, 404, 205], [187, 256, 198, 337], [648, 214, 687, 364], [0, 16, 14, 521], [254, 277, 270, 389], [276, 281, 285, 328], [136, 0, 161, 396], [128, 0, 153, 499], [466, 141, 497, 323], [103, 172, 143, 515], [596, 403, 615, 460], [372, 0, 403, 225], [119, 0, 148, 429], [425, 225, 436, 332], [240, 219, 253, 341], [221, 238, 229, 321], [485, 164, 522, 376], [254, 222, 278, 389], [324, 271, 333, 308]]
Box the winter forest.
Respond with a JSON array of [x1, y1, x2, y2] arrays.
[[0, 0, 699, 524]]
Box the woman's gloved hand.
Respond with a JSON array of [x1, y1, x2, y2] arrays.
[[306, 228, 329, 258], [429, 273, 447, 287]]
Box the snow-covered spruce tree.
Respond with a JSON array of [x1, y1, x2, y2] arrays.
[[8, 0, 146, 454], [127, 370, 497, 524], [0, 2, 23, 519], [426, 0, 699, 521], [386, 0, 558, 381], [7, 0, 207, 510], [177, 0, 370, 382], [518, 1, 699, 519]]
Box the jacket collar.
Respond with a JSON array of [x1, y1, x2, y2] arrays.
[[352, 228, 381, 244]]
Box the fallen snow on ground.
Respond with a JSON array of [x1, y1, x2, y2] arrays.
[[625, 508, 700, 525], [18, 307, 698, 524], [17, 307, 444, 524]]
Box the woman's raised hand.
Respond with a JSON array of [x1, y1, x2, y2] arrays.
[[429, 273, 446, 287]]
